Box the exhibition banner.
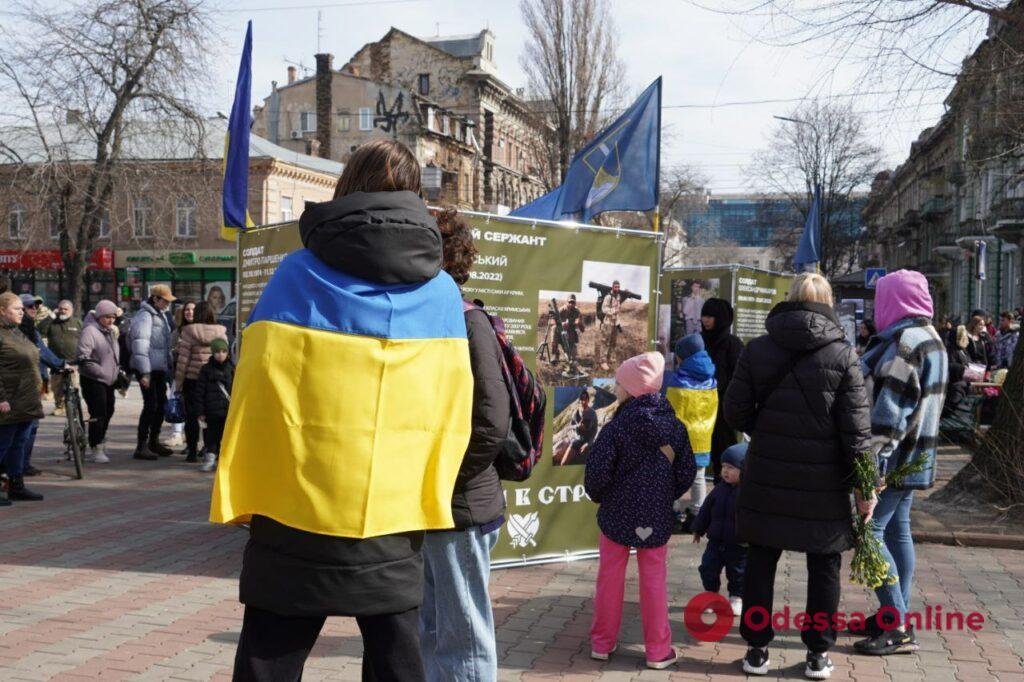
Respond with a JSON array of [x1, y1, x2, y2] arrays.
[[660, 266, 792, 349], [236, 213, 663, 566]]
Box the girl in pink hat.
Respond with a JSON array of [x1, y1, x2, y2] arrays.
[[584, 352, 697, 670]]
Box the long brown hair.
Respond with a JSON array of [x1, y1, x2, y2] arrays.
[[436, 207, 477, 286], [333, 139, 421, 198]]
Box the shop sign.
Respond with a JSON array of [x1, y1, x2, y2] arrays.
[[168, 251, 197, 266], [0, 248, 113, 271], [199, 254, 235, 263]]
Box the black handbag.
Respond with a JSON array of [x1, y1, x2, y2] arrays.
[[113, 369, 131, 391]]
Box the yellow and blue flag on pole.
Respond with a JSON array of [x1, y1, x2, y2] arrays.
[[793, 184, 822, 273], [510, 78, 662, 223], [221, 21, 255, 242]]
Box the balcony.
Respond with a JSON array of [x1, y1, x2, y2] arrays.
[[994, 197, 1024, 244]]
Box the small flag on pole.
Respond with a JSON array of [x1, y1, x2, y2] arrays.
[[793, 184, 821, 273], [221, 20, 255, 242]]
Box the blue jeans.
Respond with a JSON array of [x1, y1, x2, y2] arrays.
[[23, 420, 38, 469], [419, 526, 500, 682], [0, 422, 35, 479], [872, 488, 915, 619], [699, 540, 746, 597]]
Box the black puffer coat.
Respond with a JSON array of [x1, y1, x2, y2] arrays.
[[240, 190, 441, 618], [724, 301, 871, 554], [450, 305, 509, 530], [196, 356, 234, 420], [701, 298, 745, 472]]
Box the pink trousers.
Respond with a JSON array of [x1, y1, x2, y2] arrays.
[[590, 532, 673, 661]]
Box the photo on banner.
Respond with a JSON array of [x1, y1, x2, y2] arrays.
[[204, 282, 231, 315], [550, 381, 617, 467]]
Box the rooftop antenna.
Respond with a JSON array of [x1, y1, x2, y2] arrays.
[[284, 57, 312, 77], [317, 10, 325, 53]]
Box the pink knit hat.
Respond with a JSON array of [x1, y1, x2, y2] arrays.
[[874, 269, 934, 332], [615, 352, 665, 398]]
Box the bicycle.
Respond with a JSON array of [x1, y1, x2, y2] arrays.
[[56, 365, 87, 480]]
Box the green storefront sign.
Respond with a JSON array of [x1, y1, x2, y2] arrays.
[[237, 214, 663, 566], [168, 252, 197, 266]]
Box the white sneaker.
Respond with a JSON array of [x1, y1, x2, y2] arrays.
[[87, 447, 109, 464], [731, 596, 743, 616], [590, 644, 616, 661], [199, 453, 217, 472]]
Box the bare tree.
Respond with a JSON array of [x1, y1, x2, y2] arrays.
[[0, 0, 214, 310], [520, 0, 627, 187], [748, 100, 881, 278]]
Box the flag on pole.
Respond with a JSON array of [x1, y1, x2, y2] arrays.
[[221, 21, 254, 242], [510, 79, 662, 223], [555, 78, 661, 223], [793, 184, 821, 273], [509, 187, 562, 220]]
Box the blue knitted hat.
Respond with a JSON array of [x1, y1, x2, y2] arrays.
[[674, 333, 705, 361], [721, 442, 747, 469]]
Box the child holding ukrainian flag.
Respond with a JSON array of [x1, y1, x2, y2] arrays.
[[210, 139, 474, 682]]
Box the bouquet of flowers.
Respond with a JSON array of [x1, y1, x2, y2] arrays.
[[850, 453, 898, 588]]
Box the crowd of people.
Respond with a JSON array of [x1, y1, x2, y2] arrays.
[[200, 138, 981, 681], [0, 277, 235, 496], [0, 137, 1010, 679]]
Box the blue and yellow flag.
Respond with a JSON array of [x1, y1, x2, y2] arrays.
[[793, 184, 822, 273], [209, 249, 474, 538], [221, 21, 255, 242], [555, 78, 662, 223]]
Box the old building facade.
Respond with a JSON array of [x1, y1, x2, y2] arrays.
[[1, 118, 339, 311], [342, 28, 547, 212], [252, 54, 479, 207], [864, 7, 1024, 318]]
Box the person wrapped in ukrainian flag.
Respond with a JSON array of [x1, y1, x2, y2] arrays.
[[210, 139, 474, 680], [664, 333, 718, 532]]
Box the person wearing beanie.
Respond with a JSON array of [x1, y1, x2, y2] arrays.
[[196, 337, 233, 473], [699, 298, 745, 482], [76, 299, 122, 464], [692, 442, 747, 616], [857, 270, 947, 656], [585, 352, 696, 670], [663, 333, 718, 530]]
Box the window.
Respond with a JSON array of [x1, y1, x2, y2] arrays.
[[132, 196, 152, 237], [49, 202, 62, 239], [418, 74, 430, 96], [98, 208, 111, 238], [300, 111, 316, 133], [359, 107, 373, 131], [176, 196, 197, 237], [281, 195, 293, 222], [338, 115, 350, 132], [425, 107, 436, 132], [8, 203, 25, 239], [442, 116, 450, 136]]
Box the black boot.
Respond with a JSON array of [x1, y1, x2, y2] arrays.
[[133, 443, 158, 461], [148, 439, 173, 457], [185, 448, 199, 463], [10, 477, 43, 501], [23, 464, 41, 477]]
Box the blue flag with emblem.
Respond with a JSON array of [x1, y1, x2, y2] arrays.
[[553, 78, 661, 223], [509, 187, 562, 220], [221, 20, 254, 241], [793, 184, 821, 273]]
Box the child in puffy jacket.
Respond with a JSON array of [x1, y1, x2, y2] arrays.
[[692, 442, 747, 617], [664, 334, 718, 530], [197, 338, 234, 473], [585, 352, 696, 671]]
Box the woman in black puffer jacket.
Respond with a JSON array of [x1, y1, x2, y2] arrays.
[[724, 273, 872, 679]]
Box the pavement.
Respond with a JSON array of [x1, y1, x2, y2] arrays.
[[0, 396, 1022, 681]]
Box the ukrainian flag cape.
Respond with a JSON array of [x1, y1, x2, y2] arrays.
[[210, 248, 473, 538], [665, 352, 718, 464]]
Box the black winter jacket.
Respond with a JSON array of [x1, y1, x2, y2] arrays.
[[241, 190, 440, 618], [196, 357, 234, 420], [449, 305, 509, 530], [701, 298, 745, 463], [724, 301, 872, 554]]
